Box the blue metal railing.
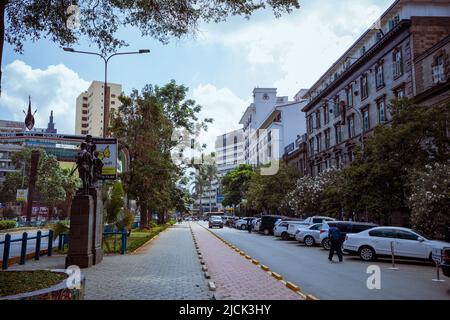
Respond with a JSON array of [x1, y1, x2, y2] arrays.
[[1, 228, 129, 270], [0, 230, 54, 270]]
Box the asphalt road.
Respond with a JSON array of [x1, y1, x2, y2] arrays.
[[0, 230, 58, 259], [203, 222, 450, 300]]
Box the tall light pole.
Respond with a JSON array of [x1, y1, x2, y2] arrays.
[[63, 48, 150, 137]]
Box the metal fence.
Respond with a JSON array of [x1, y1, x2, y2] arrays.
[[1, 228, 129, 270]]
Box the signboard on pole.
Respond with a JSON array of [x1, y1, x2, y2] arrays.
[[93, 138, 118, 180], [16, 189, 28, 202]]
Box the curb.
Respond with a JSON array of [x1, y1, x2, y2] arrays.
[[196, 222, 318, 300], [188, 222, 217, 298]]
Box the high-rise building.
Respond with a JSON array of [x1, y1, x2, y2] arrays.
[[75, 81, 122, 137]]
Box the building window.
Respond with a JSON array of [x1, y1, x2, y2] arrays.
[[316, 133, 322, 152], [393, 48, 403, 78], [362, 107, 370, 131], [111, 100, 115, 105], [360, 73, 369, 100], [333, 96, 340, 118], [432, 55, 446, 84], [377, 98, 386, 123], [335, 154, 340, 168], [323, 103, 330, 124], [309, 139, 314, 156], [347, 115, 355, 139], [315, 110, 321, 129], [346, 85, 353, 108], [82, 117, 88, 121], [324, 129, 331, 149], [307, 116, 314, 134], [375, 62, 385, 89], [82, 110, 88, 115], [335, 123, 342, 144], [394, 86, 405, 99]]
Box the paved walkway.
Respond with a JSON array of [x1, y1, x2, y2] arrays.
[[190, 223, 302, 300], [10, 223, 212, 300]]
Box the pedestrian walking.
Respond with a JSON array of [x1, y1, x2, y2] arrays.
[[328, 225, 343, 262], [247, 218, 252, 233]]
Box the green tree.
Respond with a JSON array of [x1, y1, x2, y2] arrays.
[[36, 153, 66, 220], [408, 162, 450, 239], [204, 163, 219, 213], [0, 1, 299, 92], [60, 168, 80, 219], [110, 81, 209, 228], [334, 99, 449, 224], [221, 164, 254, 210], [0, 171, 22, 202], [190, 167, 207, 216], [105, 181, 125, 224], [246, 162, 299, 215]]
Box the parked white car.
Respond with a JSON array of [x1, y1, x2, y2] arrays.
[[343, 226, 450, 262], [302, 216, 335, 225], [235, 217, 254, 230], [295, 223, 323, 246], [286, 222, 310, 240], [274, 221, 307, 240]]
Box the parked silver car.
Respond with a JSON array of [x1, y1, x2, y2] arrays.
[[295, 223, 323, 246]]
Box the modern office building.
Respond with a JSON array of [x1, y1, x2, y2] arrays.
[[239, 88, 307, 168], [0, 144, 23, 182], [75, 81, 122, 137], [301, 0, 450, 176]]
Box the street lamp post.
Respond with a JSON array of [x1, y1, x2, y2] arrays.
[[63, 48, 150, 137]]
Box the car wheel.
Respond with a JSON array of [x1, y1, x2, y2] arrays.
[[322, 238, 331, 250], [304, 236, 315, 247], [263, 229, 270, 236], [281, 232, 289, 241], [241, 225, 247, 230], [359, 246, 376, 261]]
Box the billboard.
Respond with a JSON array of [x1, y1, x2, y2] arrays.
[[93, 138, 118, 180], [16, 189, 28, 202]]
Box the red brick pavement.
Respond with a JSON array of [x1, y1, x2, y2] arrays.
[[190, 223, 303, 300]]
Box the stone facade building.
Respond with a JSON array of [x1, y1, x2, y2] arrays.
[[301, 0, 450, 176]]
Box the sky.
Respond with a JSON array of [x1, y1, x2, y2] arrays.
[[0, 0, 393, 152]]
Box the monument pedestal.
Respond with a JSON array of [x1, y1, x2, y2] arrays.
[[89, 187, 103, 265], [66, 194, 94, 268]]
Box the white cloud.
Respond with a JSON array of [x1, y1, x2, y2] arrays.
[[201, 0, 389, 97], [0, 60, 90, 133], [192, 84, 250, 153]]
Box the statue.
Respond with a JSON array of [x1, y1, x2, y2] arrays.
[[71, 136, 104, 194]]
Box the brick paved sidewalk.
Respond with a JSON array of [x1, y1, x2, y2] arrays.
[[190, 223, 302, 300], [10, 223, 211, 300]]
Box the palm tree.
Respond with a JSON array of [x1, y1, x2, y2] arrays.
[[205, 164, 219, 213], [190, 168, 207, 216]]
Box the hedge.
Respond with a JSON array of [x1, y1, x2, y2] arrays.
[[0, 220, 17, 230]]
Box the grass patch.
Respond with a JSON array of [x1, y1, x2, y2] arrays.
[[103, 224, 171, 254], [53, 223, 172, 255], [0, 271, 67, 297]]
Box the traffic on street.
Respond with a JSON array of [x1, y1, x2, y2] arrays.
[[200, 215, 450, 300]]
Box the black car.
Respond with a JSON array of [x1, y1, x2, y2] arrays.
[[321, 221, 378, 250], [259, 215, 284, 235]]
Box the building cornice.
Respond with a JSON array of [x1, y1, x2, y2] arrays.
[[302, 20, 411, 113]]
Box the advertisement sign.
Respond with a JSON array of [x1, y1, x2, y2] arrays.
[[16, 189, 28, 202], [93, 138, 118, 180]]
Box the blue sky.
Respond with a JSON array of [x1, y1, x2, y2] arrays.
[[0, 0, 393, 150]]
